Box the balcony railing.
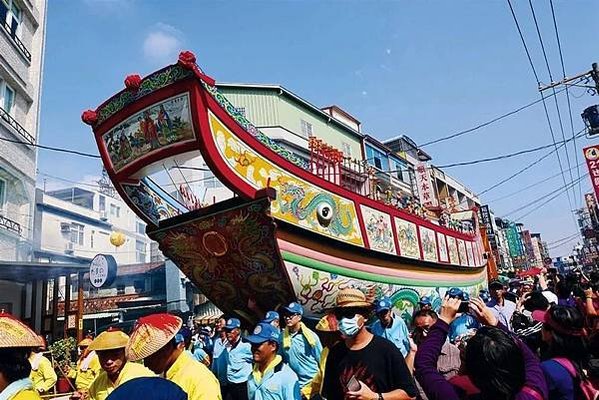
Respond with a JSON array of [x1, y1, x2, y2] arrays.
[[0, 214, 21, 235], [0, 21, 31, 62], [0, 106, 35, 144]]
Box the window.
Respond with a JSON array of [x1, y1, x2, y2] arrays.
[[136, 221, 146, 234], [70, 223, 84, 245], [300, 119, 313, 138], [0, 178, 5, 213], [0, 0, 21, 38], [0, 80, 15, 115], [99, 195, 105, 212], [365, 144, 389, 171], [341, 142, 352, 158], [389, 156, 408, 181], [136, 240, 146, 263], [110, 204, 120, 217]]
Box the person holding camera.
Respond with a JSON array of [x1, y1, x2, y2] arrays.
[[445, 288, 480, 344]]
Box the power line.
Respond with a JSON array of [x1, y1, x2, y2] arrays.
[[513, 174, 587, 221], [545, 231, 581, 246], [0, 135, 101, 159], [502, 173, 587, 218], [486, 161, 585, 203], [436, 134, 577, 169], [506, 0, 541, 83], [527, 0, 576, 221], [478, 128, 585, 195], [419, 87, 566, 147], [549, 0, 584, 208]]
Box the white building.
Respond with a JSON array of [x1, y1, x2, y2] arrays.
[[0, 0, 46, 261], [32, 187, 157, 265]]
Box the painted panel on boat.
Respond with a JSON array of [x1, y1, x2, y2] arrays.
[[473, 241, 481, 266], [420, 226, 438, 262], [360, 205, 396, 254], [437, 232, 448, 263], [103, 93, 195, 172], [123, 179, 185, 224], [466, 241, 475, 267], [285, 261, 486, 322], [394, 217, 420, 259], [447, 236, 459, 264], [457, 239, 468, 266], [209, 111, 364, 246]]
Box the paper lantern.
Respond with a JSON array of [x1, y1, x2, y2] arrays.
[[109, 231, 126, 247]]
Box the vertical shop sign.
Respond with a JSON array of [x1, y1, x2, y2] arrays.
[[415, 163, 438, 207]]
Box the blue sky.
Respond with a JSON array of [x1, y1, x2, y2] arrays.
[[38, 0, 599, 256]]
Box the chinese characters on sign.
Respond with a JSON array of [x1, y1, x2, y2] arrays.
[[584, 145, 599, 202], [478, 205, 499, 263], [415, 162, 438, 208]]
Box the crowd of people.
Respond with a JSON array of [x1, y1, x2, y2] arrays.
[[1, 266, 599, 400]]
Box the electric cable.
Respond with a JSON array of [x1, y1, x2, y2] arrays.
[[0, 135, 101, 159]]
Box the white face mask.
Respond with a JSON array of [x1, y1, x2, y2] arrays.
[[338, 315, 363, 338]]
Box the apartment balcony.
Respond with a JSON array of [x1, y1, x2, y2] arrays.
[[0, 20, 31, 62], [0, 106, 35, 144], [0, 214, 21, 236]]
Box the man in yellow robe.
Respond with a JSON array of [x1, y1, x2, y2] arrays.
[[67, 337, 101, 391], [84, 328, 153, 400], [127, 313, 222, 400], [28, 337, 57, 394]]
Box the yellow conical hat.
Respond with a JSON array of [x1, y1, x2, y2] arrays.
[[0, 312, 42, 348], [88, 328, 129, 351]]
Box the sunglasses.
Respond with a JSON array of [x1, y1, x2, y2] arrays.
[[334, 308, 364, 320], [283, 313, 300, 319]]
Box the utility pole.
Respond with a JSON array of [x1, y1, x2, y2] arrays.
[[538, 62, 599, 95]]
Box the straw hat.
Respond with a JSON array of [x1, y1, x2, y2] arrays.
[[0, 312, 42, 348], [78, 337, 93, 347], [126, 313, 182, 361], [335, 288, 373, 308], [89, 328, 129, 352]]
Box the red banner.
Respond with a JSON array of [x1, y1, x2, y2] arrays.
[[584, 145, 599, 201]]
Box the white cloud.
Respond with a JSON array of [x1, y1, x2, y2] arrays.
[[143, 23, 184, 66], [386, 48, 392, 55], [361, 91, 368, 96]]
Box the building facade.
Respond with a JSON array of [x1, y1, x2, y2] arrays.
[[0, 0, 46, 261], [33, 187, 157, 265]]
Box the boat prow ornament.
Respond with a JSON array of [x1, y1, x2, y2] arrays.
[[83, 51, 487, 323]]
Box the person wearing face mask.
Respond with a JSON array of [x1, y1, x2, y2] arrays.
[[66, 337, 101, 392], [321, 288, 417, 400], [280, 302, 322, 394], [370, 297, 411, 357]]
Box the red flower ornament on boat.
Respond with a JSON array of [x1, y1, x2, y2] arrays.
[[178, 51, 197, 70], [81, 110, 98, 126], [124, 74, 142, 91]]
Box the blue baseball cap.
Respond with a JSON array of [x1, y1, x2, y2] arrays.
[[224, 318, 241, 330], [375, 297, 393, 313], [479, 289, 491, 303], [283, 302, 303, 315], [246, 322, 281, 345], [419, 296, 432, 305], [263, 311, 279, 323], [447, 287, 465, 300]]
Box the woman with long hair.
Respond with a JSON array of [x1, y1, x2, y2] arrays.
[[415, 297, 547, 400], [533, 305, 596, 400]]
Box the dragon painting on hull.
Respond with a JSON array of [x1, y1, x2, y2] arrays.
[[83, 51, 489, 321]]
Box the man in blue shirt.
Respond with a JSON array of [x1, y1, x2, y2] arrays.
[[487, 280, 517, 331], [223, 318, 253, 400], [211, 316, 229, 391], [280, 302, 322, 393], [246, 322, 301, 400], [370, 297, 411, 357]]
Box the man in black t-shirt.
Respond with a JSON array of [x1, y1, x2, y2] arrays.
[[321, 288, 417, 400]]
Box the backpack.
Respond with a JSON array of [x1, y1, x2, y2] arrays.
[[553, 357, 599, 400]]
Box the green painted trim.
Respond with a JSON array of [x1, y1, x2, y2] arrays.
[[281, 251, 486, 287]]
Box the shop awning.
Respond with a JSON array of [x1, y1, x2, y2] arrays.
[[0, 261, 88, 283]]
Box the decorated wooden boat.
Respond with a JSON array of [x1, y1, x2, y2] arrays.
[[82, 51, 488, 322]]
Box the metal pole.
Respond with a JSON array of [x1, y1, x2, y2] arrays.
[[76, 272, 84, 342]]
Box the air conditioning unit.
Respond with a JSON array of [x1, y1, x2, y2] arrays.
[[60, 222, 71, 233], [64, 242, 74, 254], [99, 211, 108, 221]]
